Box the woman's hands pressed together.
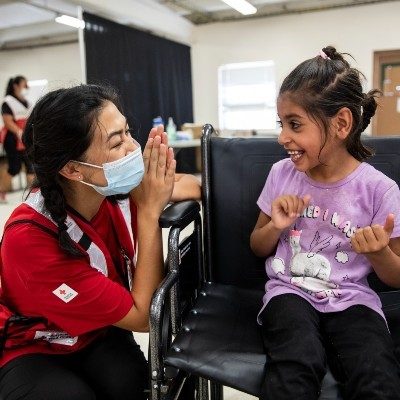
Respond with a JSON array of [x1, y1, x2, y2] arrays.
[[119, 125, 175, 332], [131, 125, 176, 216]]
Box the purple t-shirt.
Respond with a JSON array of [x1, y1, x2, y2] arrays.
[[257, 158, 400, 322]]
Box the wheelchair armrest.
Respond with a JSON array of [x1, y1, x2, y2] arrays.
[[159, 200, 200, 229]]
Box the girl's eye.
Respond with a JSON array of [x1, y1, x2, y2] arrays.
[[276, 120, 283, 128], [290, 121, 301, 130]]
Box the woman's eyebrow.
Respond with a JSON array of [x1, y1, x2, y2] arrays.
[[106, 129, 124, 142], [106, 118, 128, 142]]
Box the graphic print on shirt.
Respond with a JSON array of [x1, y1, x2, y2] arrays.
[[288, 229, 341, 299], [269, 204, 357, 299]]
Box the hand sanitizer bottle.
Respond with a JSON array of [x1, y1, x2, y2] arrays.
[[166, 117, 177, 141]]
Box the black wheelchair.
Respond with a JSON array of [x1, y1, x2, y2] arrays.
[[149, 124, 400, 400]]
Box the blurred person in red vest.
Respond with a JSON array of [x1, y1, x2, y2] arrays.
[[0, 76, 34, 203]]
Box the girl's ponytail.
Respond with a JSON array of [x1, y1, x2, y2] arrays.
[[360, 89, 381, 133], [322, 46, 350, 68]]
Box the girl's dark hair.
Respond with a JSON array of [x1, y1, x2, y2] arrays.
[[23, 84, 121, 256], [5, 75, 26, 96], [279, 46, 380, 161]]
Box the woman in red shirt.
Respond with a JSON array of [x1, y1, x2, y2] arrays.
[[0, 76, 34, 203], [0, 84, 200, 399]]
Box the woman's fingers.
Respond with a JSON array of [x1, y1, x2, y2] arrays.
[[148, 137, 175, 181], [166, 147, 174, 168], [161, 131, 168, 146], [148, 135, 161, 176], [143, 137, 154, 173], [152, 125, 165, 145], [149, 125, 163, 140], [165, 159, 176, 186], [156, 143, 167, 178]]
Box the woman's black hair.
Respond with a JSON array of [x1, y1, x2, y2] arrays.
[[279, 46, 380, 161], [5, 75, 27, 96], [23, 84, 122, 256]]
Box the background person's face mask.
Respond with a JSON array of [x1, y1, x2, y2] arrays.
[[74, 147, 145, 196]]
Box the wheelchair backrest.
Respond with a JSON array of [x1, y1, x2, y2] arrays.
[[202, 129, 400, 292]]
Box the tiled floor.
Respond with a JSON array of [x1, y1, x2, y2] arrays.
[[0, 188, 255, 400]]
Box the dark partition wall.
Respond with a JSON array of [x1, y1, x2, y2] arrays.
[[84, 12, 196, 171]]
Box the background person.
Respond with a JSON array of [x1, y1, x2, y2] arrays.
[[0, 75, 34, 203]]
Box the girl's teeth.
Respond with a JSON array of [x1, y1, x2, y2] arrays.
[[287, 150, 303, 161]]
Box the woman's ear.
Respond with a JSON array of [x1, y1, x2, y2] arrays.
[[59, 161, 82, 181], [334, 107, 353, 140]]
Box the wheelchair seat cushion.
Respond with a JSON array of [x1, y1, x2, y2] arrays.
[[164, 281, 342, 399]]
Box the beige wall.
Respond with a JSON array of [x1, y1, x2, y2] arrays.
[[0, 42, 81, 110], [191, 2, 400, 132]]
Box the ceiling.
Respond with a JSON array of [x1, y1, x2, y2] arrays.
[[0, 0, 397, 49], [157, 0, 397, 24]]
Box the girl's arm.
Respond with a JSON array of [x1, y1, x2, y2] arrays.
[[171, 173, 201, 201], [250, 211, 283, 258], [352, 214, 400, 288]]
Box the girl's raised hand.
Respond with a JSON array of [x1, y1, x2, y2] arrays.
[[351, 214, 395, 255], [271, 194, 311, 230]]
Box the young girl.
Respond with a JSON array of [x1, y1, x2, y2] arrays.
[[250, 47, 400, 400], [0, 84, 200, 399]]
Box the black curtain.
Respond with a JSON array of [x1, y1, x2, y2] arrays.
[[84, 12, 196, 172]]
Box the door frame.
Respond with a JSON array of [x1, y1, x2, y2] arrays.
[[372, 49, 400, 135]]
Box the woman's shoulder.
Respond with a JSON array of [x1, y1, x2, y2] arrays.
[[3, 203, 58, 240], [1, 205, 64, 278]]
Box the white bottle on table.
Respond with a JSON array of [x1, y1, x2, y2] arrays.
[[166, 117, 177, 141]]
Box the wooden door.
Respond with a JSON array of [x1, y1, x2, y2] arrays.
[[372, 50, 400, 136]]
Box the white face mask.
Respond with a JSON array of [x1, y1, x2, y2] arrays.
[[74, 147, 145, 196], [21, 88, 29, 97]]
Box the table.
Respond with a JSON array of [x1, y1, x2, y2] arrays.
[[168, 139, 201, 148]]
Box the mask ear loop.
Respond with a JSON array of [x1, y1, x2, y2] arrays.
[[71, 160, 103, 169]]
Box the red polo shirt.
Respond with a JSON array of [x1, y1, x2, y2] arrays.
[[0, 198, 135, 367]]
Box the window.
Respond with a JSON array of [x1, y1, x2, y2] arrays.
[[218, 61, 276, 132]]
